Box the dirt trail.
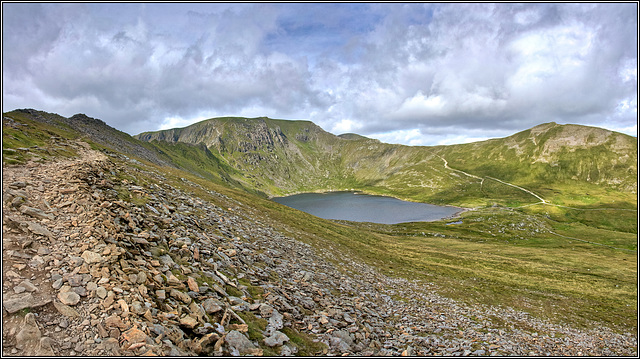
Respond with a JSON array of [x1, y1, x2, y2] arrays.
[[438, 155, 545, 204]]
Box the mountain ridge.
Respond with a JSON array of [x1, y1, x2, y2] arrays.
[[134, 115, 637, 207]]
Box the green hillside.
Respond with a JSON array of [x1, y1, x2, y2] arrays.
[[3, 109, 638, 334]]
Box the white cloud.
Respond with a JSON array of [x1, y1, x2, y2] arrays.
[[159, 115, 208, 131], [330, 119, 361, 134], [2, 3, 637, 145]]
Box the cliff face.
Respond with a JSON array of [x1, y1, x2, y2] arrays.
[[138, 117, 356, 194]]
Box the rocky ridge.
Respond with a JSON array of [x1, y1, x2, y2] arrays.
[[2, 141, 637, 356]]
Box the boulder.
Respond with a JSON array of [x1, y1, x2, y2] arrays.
[[264, 330, 290, 347]]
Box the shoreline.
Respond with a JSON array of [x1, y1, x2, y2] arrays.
[[269, 189, 474, 223]]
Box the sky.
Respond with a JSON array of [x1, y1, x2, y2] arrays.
[[2, 2, 638, 146]]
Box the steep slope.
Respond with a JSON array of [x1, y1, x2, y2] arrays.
[[138, 117, 357, 194], [4, 109, 174, 168], [2, 109, 256, 194]]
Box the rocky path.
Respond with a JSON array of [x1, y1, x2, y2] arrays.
[[2, 143, 637, 356]]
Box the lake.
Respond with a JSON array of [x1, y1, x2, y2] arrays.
[[272, 191, 461, 224]]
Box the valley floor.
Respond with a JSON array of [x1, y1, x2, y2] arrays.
[[2, 142, 637, 356]]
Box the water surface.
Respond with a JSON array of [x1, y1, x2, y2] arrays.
[[272, 191, 461, 224]]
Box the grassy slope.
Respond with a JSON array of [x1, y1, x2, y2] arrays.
[[4, 110, 638, 334], [2, 111, 80, 164]]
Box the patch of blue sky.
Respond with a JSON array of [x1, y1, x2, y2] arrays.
[[262, 3, 385, 64]]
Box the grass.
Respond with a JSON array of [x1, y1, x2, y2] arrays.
[[234, 311, 327, 356], [250, 197, 637, 333], [280, 327, 327, 356], [3, 112, 79, 164], [4, 110, 637, 338]]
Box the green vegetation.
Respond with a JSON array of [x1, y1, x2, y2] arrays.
[[3, 109, 637, 337], [256, 200, 637, 331], [280, 327, 327, 355], [3, 111, 79, 164], [134, 116, 637, 332]]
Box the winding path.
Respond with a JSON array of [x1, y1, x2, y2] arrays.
[[438, 155, 544, 203], [484, 176, 546, 203], [437, 155, 636, 212], [437, 155, 636, 252]]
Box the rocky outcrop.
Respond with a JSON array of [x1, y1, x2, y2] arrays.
[[10, 109, 175, 169]]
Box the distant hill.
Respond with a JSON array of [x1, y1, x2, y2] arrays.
[[337, 133, 376, 141], [440, 122, 637, 193], [136, 116, 637, 208], [3, 109, 635, 208]]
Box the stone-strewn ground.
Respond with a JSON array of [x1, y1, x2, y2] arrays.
[[2, 141, 637, 356]]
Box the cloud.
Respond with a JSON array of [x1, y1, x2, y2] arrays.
[[2, 3, 637, 144]]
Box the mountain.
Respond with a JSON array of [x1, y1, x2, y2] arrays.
[[440, 122, 637, 192], [138, 117, 351, 194], [136, 116, 637, 208]]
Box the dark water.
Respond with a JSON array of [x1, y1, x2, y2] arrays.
[[272, 191, 461, 224]]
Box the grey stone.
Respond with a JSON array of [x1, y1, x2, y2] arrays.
[[28, 255, 45, 268], [136, 271, 148, 284], [179, 315, 198, 329], [53, 301, 81, 318], [225, 330, 257, 355], [52, 278, 64, 290], [21, 205, 54, 220], [333, 329, 354, 350], [169, 289, 192, 304], [280, 344, 298, 356], [26, 222, 53, 237], [159, 254, 175, 267], [72, 286, 87, 297], [67, 274, 83, 286], [86, 281, 98, 292], [58, 291, 80, 306], [68, 256, 85, 267], [264, 330, 289, 347], [96, 286, 107, 299], [266, 310, 283, 335], [81, 250, 103, 264], [259, 303, 274, 318], [36, 337, 56, 356], [130, 301, 146, 315], [3, 293, 51, 313], [17, 280, 38, 292], [15, 313, 42, 352], [202, 298, 223, 314]]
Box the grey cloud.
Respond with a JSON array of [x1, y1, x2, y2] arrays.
[[4, 3, 322, 134], [2, 3, 636, 144], [324, 3, 637, 138], [2, 4, 65, 75]]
